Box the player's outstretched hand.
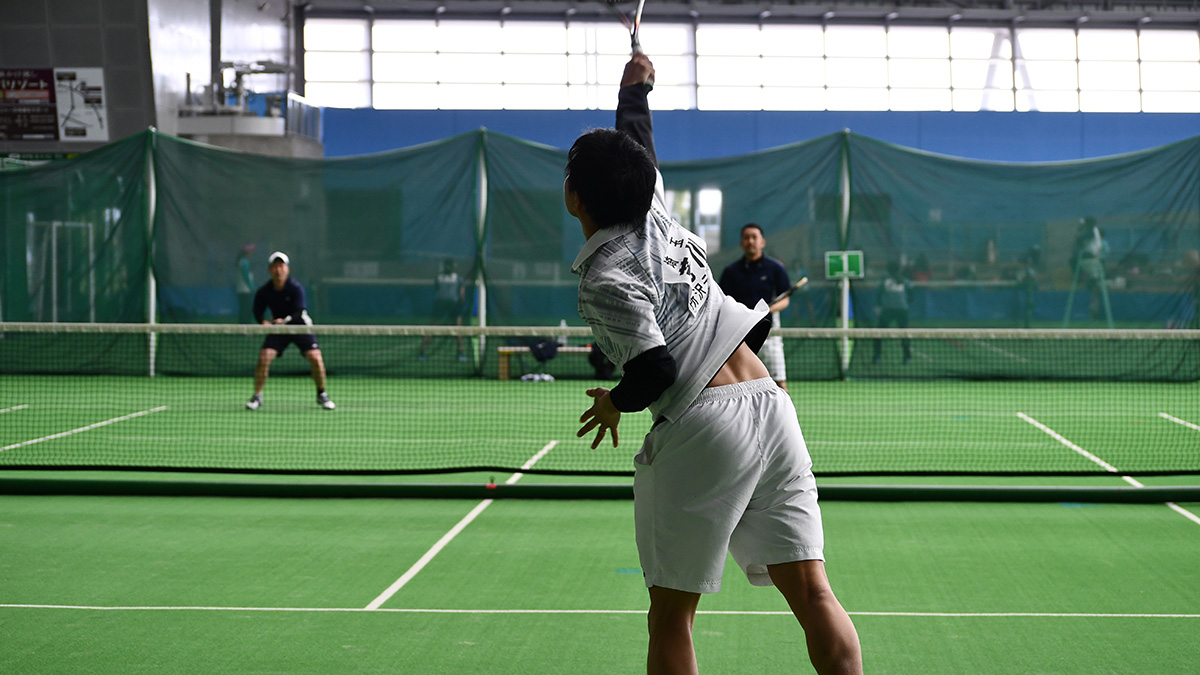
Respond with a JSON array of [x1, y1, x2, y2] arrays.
[[621, 52, 655, 89], [578, 387, 621, 449]]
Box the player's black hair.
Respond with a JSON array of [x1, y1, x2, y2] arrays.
[[565, 128, 656, 229], [741, 223, 764, 237]]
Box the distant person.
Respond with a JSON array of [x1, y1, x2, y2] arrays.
[[419, 258, 469, 362], [246, 251, 334, 411], [1018, 246, 1041, 328], [1073, 217, 1109, 319], [235, 243, 255, 323], [910, 253, 932, 282], [873, 260, 912, 364], [719, 223, 792, 390]]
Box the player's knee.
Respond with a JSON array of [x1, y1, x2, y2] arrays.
[[257, 350, 276, 367], [770, 561, 834, 607]]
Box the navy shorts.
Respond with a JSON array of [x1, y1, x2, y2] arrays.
[[262, 333, 319, 354], [432, 298, 468, 322]]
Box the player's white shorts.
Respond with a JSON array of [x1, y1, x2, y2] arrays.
[[633, 377, 823, 594], [759, 335, 787, 383]]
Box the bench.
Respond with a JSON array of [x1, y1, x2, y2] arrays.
[[497, 345, 591, 380]]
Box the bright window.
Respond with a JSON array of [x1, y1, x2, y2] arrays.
[[304, 18, 1200, 112]]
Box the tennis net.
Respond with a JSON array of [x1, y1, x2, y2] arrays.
[[1, 322, 1197, 477]]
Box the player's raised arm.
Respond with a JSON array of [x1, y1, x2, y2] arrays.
[[616, 53, 657, 166]]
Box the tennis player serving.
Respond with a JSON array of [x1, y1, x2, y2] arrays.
[[245, 251, 335, 411], [568, 53, 861, 674]]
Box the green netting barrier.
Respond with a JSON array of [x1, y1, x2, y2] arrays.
[[844, 134, 1200, 329], [1, 133, 150, 323], [3, 129, 1197, 329], [151, 131, 483, 325]]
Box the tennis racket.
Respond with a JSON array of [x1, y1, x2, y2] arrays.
[[770, 277, 808, 305], [605, 0, 654, 91]]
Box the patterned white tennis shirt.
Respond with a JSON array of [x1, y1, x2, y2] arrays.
[[572, 173, 769, 423]]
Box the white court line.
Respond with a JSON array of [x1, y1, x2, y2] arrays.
[[817, 441, 1047, 448], [106, 436, 564, 445], [1159, 412, 1200, 433], [0, 406, 169, 453], [1017, 412, 1200, 526], [1016, 412, 1131, 482], [1166, 503, 1200, 526], [0, 404, 30, 414], [1, 604, 1197, 618], [908, 349, 932, 362], [364, 440, 558, 611], [970, 341, 1030, 363]]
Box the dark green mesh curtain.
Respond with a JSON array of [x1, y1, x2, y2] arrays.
[[660, 133, 846, 328], [845, 133, 1200, 328], [481, 132, 579, 326], [4, 129, 1199, 330], [152, 131, 481, 324], [0, 132, 149, 322]]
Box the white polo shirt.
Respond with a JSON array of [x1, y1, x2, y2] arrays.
[[572, 174, 769, 422]]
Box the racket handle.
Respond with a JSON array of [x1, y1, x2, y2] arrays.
[[632, 38, 654, 91]]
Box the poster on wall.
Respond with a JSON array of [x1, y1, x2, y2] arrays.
[[0, 68, 58, 140], [0, 67, 107, 142], [54, 67, 108, 141]]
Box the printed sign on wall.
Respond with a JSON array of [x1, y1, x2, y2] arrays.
[[0, 67, 108, 142], [54, 67, 109, 142], [0, 68, 58, 140]]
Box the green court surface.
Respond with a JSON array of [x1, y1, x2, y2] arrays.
[[4, 375, 1198, 476], [4, 372, 1199, 671], [2, 493, 1198, 673]]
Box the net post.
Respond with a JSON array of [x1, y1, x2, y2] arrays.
[[51, 221, 59, 323], [475, 130, 489, 368], [87, 222, 96, 323], [146, 132, 157, 378], [838, 131, 851, 376]]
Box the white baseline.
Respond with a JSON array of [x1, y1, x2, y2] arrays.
[[1, 604, 1197, 619]]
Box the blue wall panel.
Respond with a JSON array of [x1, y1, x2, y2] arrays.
[[324, 108, 1200, 162]]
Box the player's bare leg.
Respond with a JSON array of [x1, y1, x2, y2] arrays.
[[305, 349, 328, 390], [777, 380, 789, 392], [254, 348, 277, 394], [306, 349, 335, 409], [247, 348, 277, 410], [646, 586, 701, 675], [767, 560, 862, 675]]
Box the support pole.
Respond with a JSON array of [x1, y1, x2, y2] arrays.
[[475, 130, 489, 370], [838, 131, 852, 375], [147, 131, 158, 377]]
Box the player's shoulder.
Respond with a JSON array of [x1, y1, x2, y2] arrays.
[[580, 235, 653, 293]]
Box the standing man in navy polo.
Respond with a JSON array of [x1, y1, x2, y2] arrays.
[[246, 251, 335, 410], [719, 224, 792, 391]]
